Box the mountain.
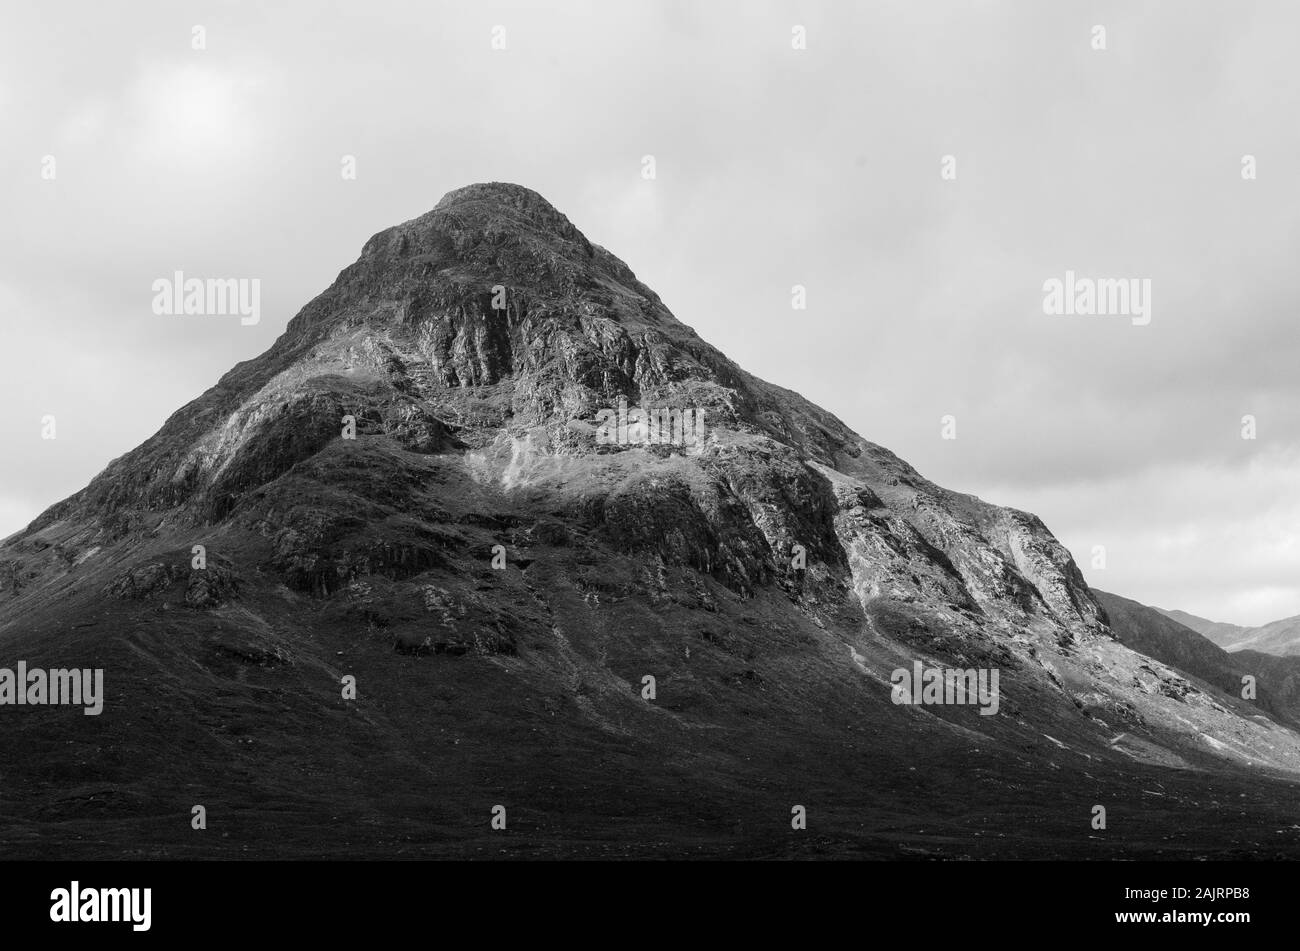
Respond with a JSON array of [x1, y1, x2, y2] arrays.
[[1222, 616, 1300, 656], [1095, 590, 1300, 730], [1153, 608, 1249, 649], [1231, 648, 1300, 719], [1156, 606, 1300, 656], [4, 182, 1300, 859]]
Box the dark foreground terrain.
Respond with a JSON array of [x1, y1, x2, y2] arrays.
[[3, 183, 1299, 859]]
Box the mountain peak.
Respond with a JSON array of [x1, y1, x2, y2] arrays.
[[358, 181, 593, 264], [433, 181, 565, 220], [11, 187, 1112, 651]]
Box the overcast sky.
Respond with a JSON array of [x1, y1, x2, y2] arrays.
[[3, 0, 1298, 625]]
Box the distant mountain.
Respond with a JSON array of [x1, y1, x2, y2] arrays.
[[1096, 590, 1300, 730], [1223, 616, 1300, 657], [1155, 606, 1300, 657], [5, 183, 1300, 858], [1153, 607, 1249, 649]]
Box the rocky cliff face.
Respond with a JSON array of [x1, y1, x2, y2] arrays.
[[3, 183, 1300, 859], [8, 183, 1106, 646]]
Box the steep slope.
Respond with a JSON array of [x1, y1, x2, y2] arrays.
[[1095, 590, 1300, 729], [1232, 649, 1300, 719], [3, 183, 1300, 859]]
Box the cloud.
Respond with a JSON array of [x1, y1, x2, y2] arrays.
[[58, 98, 111, 146], [985, 446, 1300, 626], [127, 63, 257, 166]]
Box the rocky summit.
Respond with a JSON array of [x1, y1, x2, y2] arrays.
[[2, 182, 1299, 859]]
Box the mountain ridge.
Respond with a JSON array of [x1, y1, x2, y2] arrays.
[[1155, 605, 1300, 656]]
